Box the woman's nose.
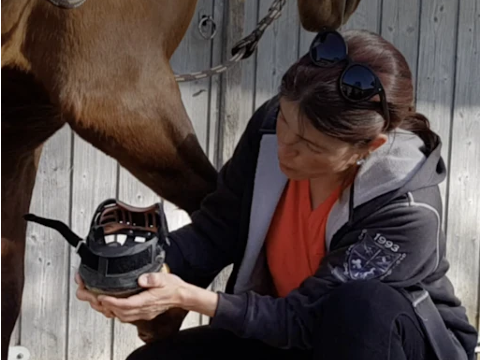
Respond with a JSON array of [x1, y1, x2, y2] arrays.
[[277, 140, 298, 158], [277, 124, 299, 157]]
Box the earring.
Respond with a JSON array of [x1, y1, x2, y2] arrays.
[[356, 158, 366, 166]]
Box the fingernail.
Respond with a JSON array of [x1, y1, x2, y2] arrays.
[[140, 274, 150, 285]]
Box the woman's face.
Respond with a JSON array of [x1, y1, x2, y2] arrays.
[[276, 99, 362, 180]]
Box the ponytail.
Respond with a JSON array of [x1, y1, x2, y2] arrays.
[[400, 112, 440, 152]]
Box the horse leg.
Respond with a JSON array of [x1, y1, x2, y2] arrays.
[[58, 62, 217, 342], [1, 151, 37, 358], [2, 234, 26, 359], [16, 0, 212, 215], [64, 63, 217, 215], [1, 68, 64, 360]]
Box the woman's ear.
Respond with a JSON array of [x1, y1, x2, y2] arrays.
[[351, 134, 388, 166], [347, 151, 366, 167], [367, 134, 388, 153]]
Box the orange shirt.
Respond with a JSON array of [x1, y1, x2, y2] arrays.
[[265, 179, 341, 297]]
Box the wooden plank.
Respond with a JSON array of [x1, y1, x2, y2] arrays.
[[168, 0, 220, 331], [21, 125, 72, 360], [7, 346, 31, 360], [9, 318, 20, 347], [194, 0, 227, 325], [162, 199, 202, 331], [446, 0, 480, 330], [207, 0, 227, 166], [113, 170, 160, 360], [298, 29, 316, 58], [112, 1, 216, 357], [170, 0, 215, 152], [415, 0, 458, 215], [380, 0, 421, 81], [254, 0, 300, 108], [162, 200, 204, 330], [340, 0, 381, 32], [214, 0, 301, 310], [212, 0, 258, 294], [66, 135, 117, 360], [217, 0, 258, 167], [185, 0, 228, 325]]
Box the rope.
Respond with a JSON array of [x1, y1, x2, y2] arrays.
[[45, 0, 287, 83], [174, 0, 287, 82], [46, 0, 86, 9]]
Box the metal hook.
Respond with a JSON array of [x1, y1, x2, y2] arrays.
[[198, 15, 217, 40]]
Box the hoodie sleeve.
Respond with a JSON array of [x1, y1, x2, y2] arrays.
[[164, 100, 271, 288], [210, 200, 442, 349]]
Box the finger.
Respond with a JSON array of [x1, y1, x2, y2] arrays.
[[115, 304, 167, 318], [90, 303, 102, 312], [99, 292, 154, 310], [76, 287, 98, 303], [110, 304, 162, 322], [103, 310, 115, 319], [138, 273, 167, 288], [115, 312, 141, 323], [76, 287, 99, 305], [90, 303, 115, 319], [117, 312, 158, 323], [75, 275, 87, 292], [75, 273, 90, 291], [75, 273, 83, 286], [108, 307, 141, 318], [90, 303, 107, 313]]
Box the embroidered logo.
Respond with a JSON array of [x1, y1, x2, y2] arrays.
[[343, 230, 406, 280]]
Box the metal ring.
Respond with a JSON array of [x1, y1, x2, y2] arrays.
[[198, 15, 217, 40], [46, 0, 87, 9]]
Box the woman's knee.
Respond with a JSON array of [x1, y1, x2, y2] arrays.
[[126, 338, 203, 360], [313, 281, 433, 359], [126, 326, 244, 360], [319, 280, 413, 328], [328, 280, 406, 306], [125, 346, 143, 360]]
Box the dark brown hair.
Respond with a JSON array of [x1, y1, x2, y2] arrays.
[[279, 29, 439, 152]]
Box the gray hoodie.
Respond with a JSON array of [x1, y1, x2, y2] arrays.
[[166, 97, 478, 360]]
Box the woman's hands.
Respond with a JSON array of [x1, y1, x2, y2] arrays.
[[75, 269, 219, 323], [75, 273, 115, 318], [98, 272, 187, 323]]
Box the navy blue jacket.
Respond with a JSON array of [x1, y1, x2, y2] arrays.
[[166, 97, 478, 360]]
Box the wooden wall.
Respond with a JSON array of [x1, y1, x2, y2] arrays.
[[9, 0, 479, 358]]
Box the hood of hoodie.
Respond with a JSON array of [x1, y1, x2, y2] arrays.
[[325, 128, 446, 249], [257, 101, 446, 249]]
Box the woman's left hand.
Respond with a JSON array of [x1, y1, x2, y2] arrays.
[[98, 272, 187, 323]]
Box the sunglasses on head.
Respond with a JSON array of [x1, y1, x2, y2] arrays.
[[309, 29, 391, 126]]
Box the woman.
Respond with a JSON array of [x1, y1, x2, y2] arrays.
[[77, 29, 478, 359]]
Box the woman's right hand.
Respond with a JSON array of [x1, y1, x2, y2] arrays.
[[75, 272, 115, 319]]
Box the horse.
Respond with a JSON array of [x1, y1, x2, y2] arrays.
[[1, 0, 361, 357]]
